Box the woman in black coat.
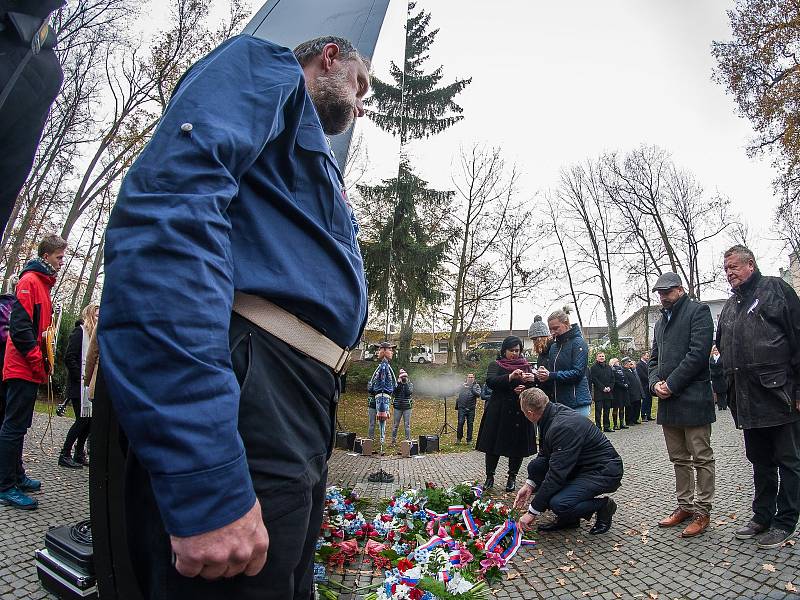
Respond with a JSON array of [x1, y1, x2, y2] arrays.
[[58, 304, 99, 468], [609, 358, 629, 430], [709, 346, 727, 410], [475, 336, 537, 492]]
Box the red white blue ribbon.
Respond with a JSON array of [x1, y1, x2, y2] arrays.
[[485, 519, 534, 562]]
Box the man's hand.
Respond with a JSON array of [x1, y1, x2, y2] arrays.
[[513, 384, 526, 395], [522, 372, 536, 384], [654, 381, 672, 400], [518, 511, 536, 532], [170, 500, 268, 580], [513, 483, 534, 510]]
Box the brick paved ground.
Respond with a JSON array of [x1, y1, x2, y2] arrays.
[[2, 411, 799, 599]]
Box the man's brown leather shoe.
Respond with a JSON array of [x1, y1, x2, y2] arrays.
[[681, 513, 710, 538], [658, 508, 694, 528]]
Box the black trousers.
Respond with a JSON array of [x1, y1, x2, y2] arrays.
[[125, 314, 338, 600], [627, 400, 641, 425], [0, 30, 63, 230], [61, 396, 90, 457], [716, 392, 728, 410], [457, 407, 475, 442], [743, 421, 800, 532], [0, 379, 38, 490], [641, 395, 653, 420], [595, 399, 611, 429], [485, 453, 523, 479]]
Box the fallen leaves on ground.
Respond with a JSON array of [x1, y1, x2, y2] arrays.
[[556, 578, 567, 586], [558, 565, 577, 572], [647, 592, 658, 599], [763, 564, 776, 573], [612, 568, 622, 576], [566, 550, 574, 557], [783, 539, 796, 547], [507, 572, 518, 580], [786, 582, 797, 593]]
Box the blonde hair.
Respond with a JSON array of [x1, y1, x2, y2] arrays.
[[548, 305, 571, 326], [81, 303, 100, 339]]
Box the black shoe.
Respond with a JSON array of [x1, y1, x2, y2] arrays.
[[589, 498, 617, 535], [485, 475, 495, 490], [58, 454, 83, 469], [505, 476, 516, 492], [538, 518, 580, 532], [74, 451, 89, 466], [604, 428, 613, 433], [619, 425, 629, 429]]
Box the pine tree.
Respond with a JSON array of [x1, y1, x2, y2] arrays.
[[359, 1, 470, 364]]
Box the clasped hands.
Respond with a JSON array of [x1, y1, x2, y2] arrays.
[[653, 380, 672, 400]]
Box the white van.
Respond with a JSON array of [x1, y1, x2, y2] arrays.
[[410, 345, 434, 363]]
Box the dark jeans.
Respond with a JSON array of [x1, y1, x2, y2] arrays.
[[457, 406, 475, 442], [529, 458, 623, 521], [0, 379, 38, 491], [0, 31, 63, 230], [485, 453, 523, 479], [594, 398, 611, 429], [627, 400, 641, 424], [641, 395, 653, 420], [743, 421, 800, 532], [124, 314, 337, 599], [61, 396, 91, 457], [716, 392, 728, 410]]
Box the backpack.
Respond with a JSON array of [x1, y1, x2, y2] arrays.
[[0, 293, 15, 346]]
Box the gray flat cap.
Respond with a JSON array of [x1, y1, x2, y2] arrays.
[[652, 272, 682, 291]]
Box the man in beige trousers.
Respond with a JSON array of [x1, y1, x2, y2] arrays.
[[648, 272, 716, 537]]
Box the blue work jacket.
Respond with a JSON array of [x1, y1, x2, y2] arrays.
[[98, 35, 367, 537]]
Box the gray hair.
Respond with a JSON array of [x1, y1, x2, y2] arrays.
[[520, 387, 549, 414], [724, 244, 759, 270], [547, 305, 571, 326], [293, 36, 369, 68]]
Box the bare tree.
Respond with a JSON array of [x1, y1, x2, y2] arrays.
[[444, 144, 516, 365], [555, 160, 620, 344]]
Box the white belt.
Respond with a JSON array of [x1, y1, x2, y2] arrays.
[[232, 291, 351, 374]]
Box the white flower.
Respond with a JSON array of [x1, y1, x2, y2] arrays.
[[446, 572, 474, 594]]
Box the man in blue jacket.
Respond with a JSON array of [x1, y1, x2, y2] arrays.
[[99, 35, 370, 599]]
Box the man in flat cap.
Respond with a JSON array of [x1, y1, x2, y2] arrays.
[[648, 272, 716, 537]]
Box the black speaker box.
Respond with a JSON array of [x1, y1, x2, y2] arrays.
[[335, 431, 356, 450], [45, 524, 94, 574], [418, 434, 439, 453], [36, 548, 98, 599]]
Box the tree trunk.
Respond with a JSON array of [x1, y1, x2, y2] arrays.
[[81, 230, 105, 308]]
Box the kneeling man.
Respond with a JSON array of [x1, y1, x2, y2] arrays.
[[515, 388, 623, 535]]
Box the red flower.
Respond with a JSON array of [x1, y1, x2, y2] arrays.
[[397, 558, 414, 573], [474, 540, 485, 550], [408, 504, 418, 512], [500, 506, 509, 516], [345, 513, 356, 520], [381, 514, 393, 522], [410, 588, 424, 600]]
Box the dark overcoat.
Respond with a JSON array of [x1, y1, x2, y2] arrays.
[[475, 361, 537, 458], [716, 271, 800, 429], [648, 293, 715, 427]]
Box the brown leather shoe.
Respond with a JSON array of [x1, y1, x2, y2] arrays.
[[658, 508, 694, 528], [681, 513, 710, 538]]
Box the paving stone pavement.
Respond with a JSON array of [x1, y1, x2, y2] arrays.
[[2, 411, 799, 599]]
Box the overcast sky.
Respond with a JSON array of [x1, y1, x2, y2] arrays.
[[156, 0, 783, 329]]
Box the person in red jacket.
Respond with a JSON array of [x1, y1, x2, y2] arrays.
[[0, 233, 66, 510]]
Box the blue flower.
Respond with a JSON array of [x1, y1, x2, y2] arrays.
[[313, 563, 328, 583]]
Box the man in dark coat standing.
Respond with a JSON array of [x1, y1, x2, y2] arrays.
[[637, 352, 654, 421], [716, 245, 800, 549], [514, 388, 623, 535], [455, 373, 481, 444], [648, 272, 715, 538], [590, 352, 614, 432]]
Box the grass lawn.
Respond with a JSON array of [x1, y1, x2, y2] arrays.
[[336, 391, 485, 454]]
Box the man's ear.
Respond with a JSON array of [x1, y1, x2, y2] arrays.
[[321, 43, 341, 72]]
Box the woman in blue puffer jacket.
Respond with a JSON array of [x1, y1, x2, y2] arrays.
[[536, 308, 592, 417]]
